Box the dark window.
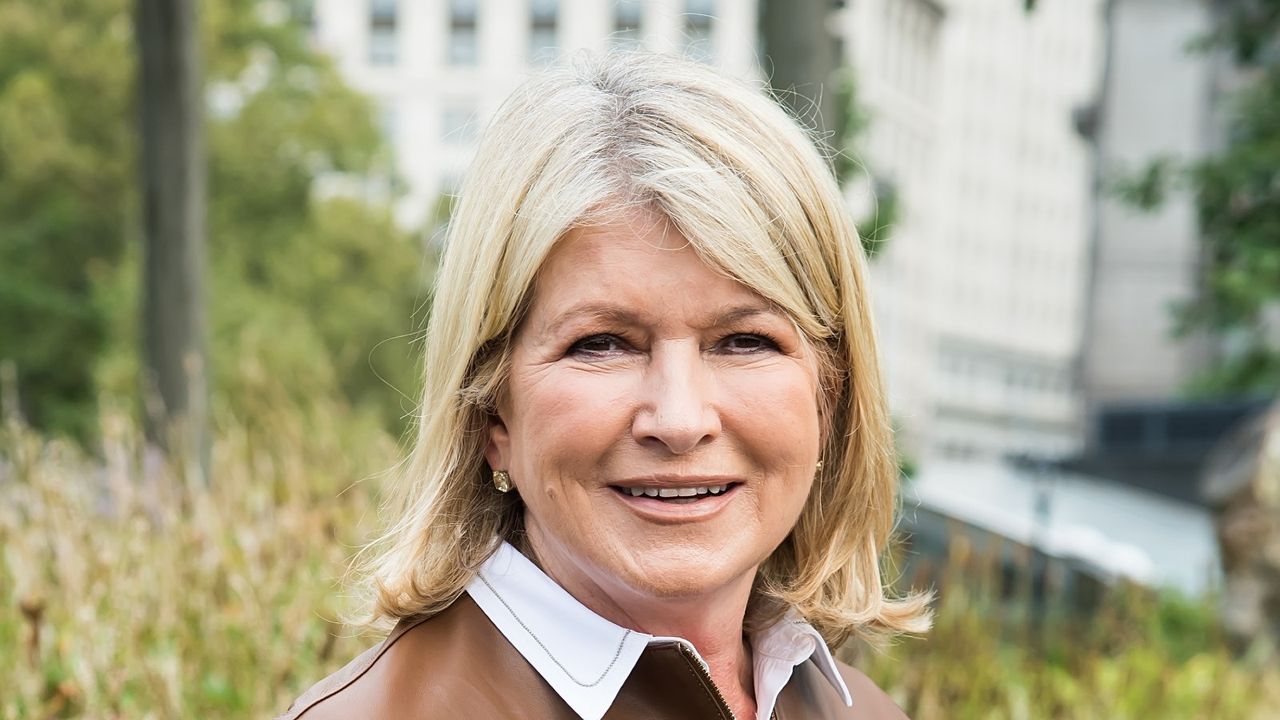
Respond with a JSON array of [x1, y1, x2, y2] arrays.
[[530, 0, 558, 64], [449, 0, 479, 65], [369, 0, 398, 65], [684, 0, 714, 62], [613, 0, 643, 48]]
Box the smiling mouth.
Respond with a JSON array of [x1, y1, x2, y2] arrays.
[[610, 483, 741, 504]]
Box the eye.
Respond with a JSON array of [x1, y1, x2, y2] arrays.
[[568, 333, 628, 358], [718, 333, 780, 354]]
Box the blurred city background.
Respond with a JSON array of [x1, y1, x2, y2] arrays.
[[1, 0, 1278, 717]]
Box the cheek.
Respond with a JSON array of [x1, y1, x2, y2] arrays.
[[720, 364, 822, 462], [507, 368, 637, 474]]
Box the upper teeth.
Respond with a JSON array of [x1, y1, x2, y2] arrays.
[[624, 485, 729, 498]]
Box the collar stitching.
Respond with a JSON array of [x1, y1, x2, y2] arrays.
[[477, 571, 633, 688]]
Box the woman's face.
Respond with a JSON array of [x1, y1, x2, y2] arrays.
[[486, 210, 822, 613]]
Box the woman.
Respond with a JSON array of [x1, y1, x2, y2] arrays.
[[279, 52, 929, 720]]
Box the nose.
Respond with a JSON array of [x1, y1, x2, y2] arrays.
[[631, 341, 721, 455]]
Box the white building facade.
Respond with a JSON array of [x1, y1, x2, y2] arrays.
[[308, 0, 759, 229], [307, 0, 1105, 463], [840, 0, 1104, 461]]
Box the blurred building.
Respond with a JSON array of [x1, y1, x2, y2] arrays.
[[1058, 0, 1261, 506], [305, 0, 1111, 463], [306, 0, 760, 229], [904, 459, 1220, 597], [839, 0, 1104, 462], [1079, 0, 1219, 413]]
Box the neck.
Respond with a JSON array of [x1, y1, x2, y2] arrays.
[[630, 594, 755, 709], [525, 537, 759, 718]]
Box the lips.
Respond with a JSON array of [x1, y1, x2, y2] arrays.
[[608, 478, 743, 517]]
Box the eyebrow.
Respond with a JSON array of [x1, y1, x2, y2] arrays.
[[542, 303, 646, 337], [541, 301, 783, 338]]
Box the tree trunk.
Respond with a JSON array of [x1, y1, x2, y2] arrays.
[[759, 0, 840, 142], [136, 0, 208, 482]]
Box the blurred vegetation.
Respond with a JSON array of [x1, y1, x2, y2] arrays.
[[857, 538, 1280, 719], [1111, 0, 1280, 398], [3, 404, 1279, 718], [0, 0, 430, 444], [0, 0, 134, 440], [0, 398, 390, 718]]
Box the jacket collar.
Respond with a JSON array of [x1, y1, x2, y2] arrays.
[[466, 541, 853, 720]]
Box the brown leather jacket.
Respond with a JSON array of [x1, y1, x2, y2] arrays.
[[277, 594, 908, 719]]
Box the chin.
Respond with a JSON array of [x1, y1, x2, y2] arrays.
[[609, 541, 757, 601]]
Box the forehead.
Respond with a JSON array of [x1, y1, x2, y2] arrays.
[[526, 210, 771, 324]]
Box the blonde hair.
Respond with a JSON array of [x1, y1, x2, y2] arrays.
[[361, 52, 930, 647]]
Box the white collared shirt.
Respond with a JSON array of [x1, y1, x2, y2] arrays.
[[466, 542, 853, 720]]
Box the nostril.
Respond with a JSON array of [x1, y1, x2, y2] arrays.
[[631, 414, 721, 455]]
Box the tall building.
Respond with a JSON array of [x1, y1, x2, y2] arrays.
[[840, 0, 1105, 461], [307, 0, 1106, 463], [308, 0, 759, 228], [1079, 0, 1218, 412]]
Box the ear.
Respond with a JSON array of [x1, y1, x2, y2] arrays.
[[484, 409, 511, 472]]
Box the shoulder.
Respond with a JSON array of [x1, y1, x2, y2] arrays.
[[275, 594, 550, 720], [272, 613, 433, 720], [832, 660, 909, 720]]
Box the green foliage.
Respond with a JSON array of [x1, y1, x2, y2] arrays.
[[1111, 155, 1181, 211], [197, 4, 429, 430], [0, 0, 429, 440], [0, 0, 135, 440], [1197, 0, 1280, 65], [1187, 65, 1280, 337], [1112, 0, 1280, 397]]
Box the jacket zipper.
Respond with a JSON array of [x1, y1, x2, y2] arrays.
[[672, 643, 779, 720], [674, 642, 736, 719]]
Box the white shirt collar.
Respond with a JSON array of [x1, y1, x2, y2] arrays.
[[466, 541, 853, 720]]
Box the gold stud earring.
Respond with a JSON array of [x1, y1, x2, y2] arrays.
[[492, 469, 512, 493], [815, 460, 824, 473]]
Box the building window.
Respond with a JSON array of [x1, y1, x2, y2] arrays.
[[530, 0, 558, 65], [613, 0, 643, 49], [369, 0, 397, 65], [449, 0, 479, 66], [683, 0, 714, 62]]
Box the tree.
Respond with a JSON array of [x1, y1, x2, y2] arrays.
[[0, 0, 134, 441], [1115, 0, 1280, 396], [136, 0, 208, 474], [0, 0, 429, 442]]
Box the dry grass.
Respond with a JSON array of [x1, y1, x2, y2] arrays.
[[0, 397, 392, 719], [2, 401, 1278, 718]]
